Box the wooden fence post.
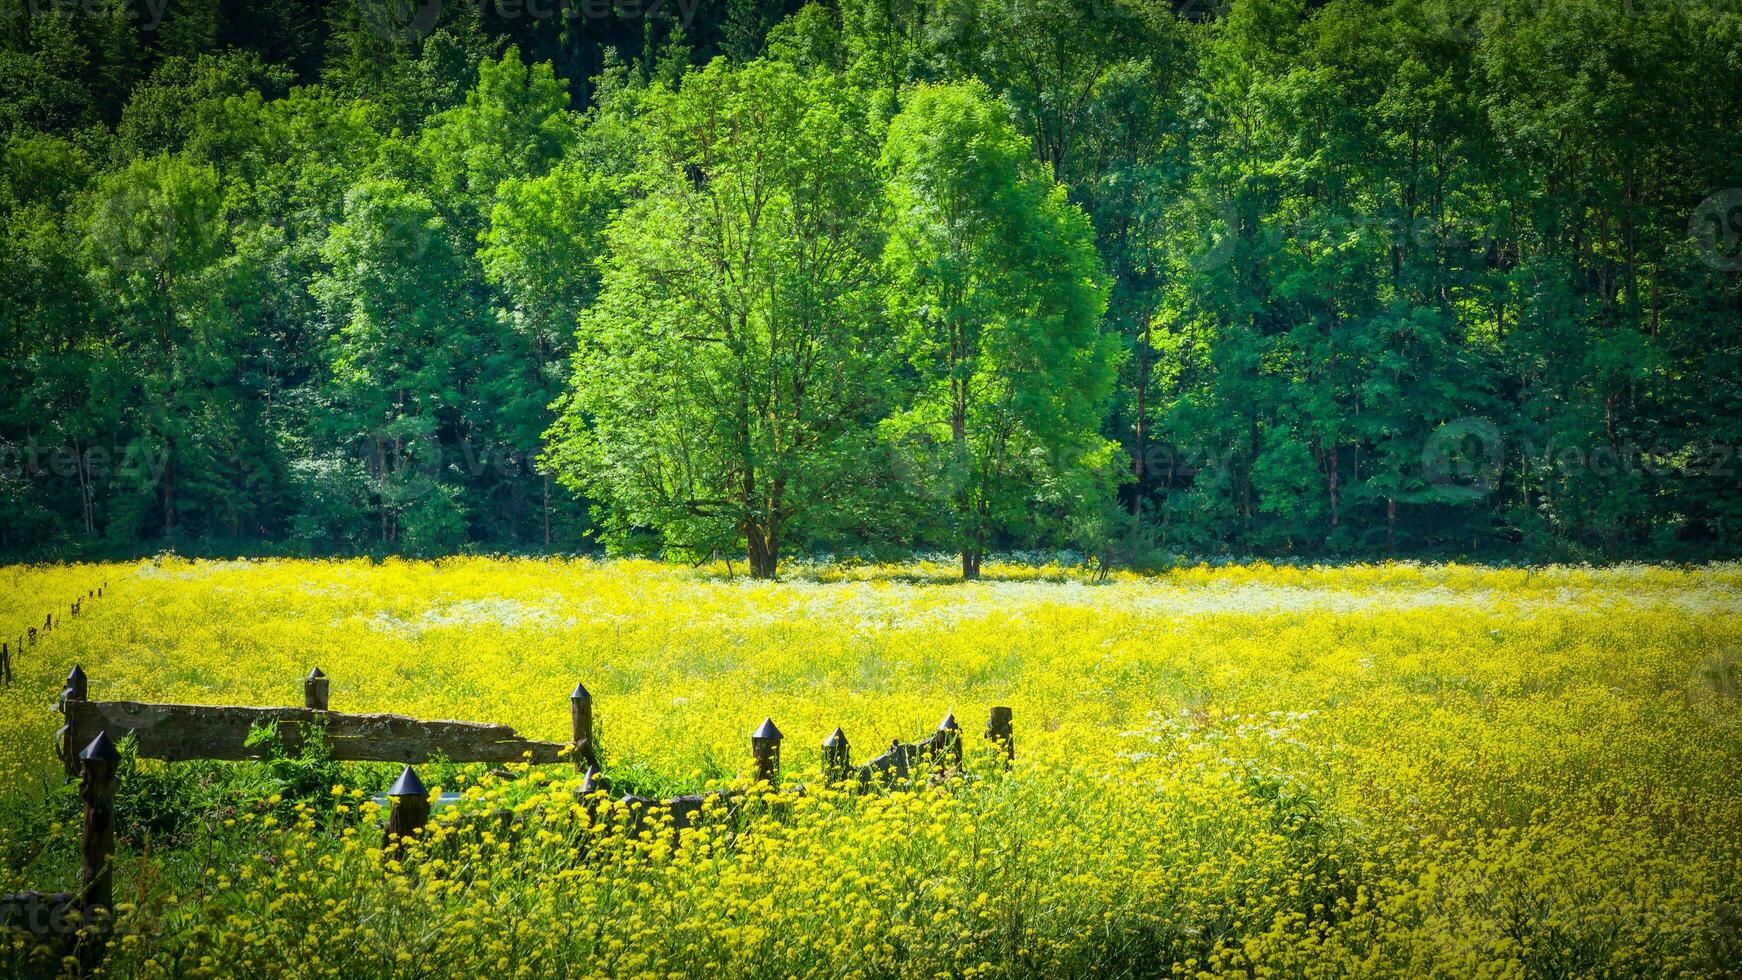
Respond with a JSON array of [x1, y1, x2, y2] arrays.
[[570, 682, 595, 771], [77, 732, 119, 910], [304, 667, 329, 711], [751, 718, 782, 786], [28, 626, 38, 646], [76, 731, 120, 972], [822, 727, 850, 783], [932, 713, 962, 768], [987, 706, 1014, 765], [1, 642, 10, 686], [61, 665, 88, 779], [385, 766, 430, 858]]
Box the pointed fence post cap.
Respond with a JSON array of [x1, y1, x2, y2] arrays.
[[388, 765, 428, 798], [307, 667, 325, 680], [79, 731, 121, 764], [67, 665, 86, 684], [752, 718, 782, 741], [822, 727, 847, 749], [570, 682, 592, 701], [937, 712, 959, 732]]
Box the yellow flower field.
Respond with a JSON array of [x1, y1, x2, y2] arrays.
[[3, 558, 1741, 977]]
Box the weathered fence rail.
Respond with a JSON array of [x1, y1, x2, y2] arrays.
[[60, 700, 572, 765], [11, 658, 1013, 968]]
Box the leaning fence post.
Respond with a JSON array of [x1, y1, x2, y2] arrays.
[[385, 766, 430, 859], [822, 727, 850, 783], [570, 682, 596, 771], [304, 667, 329, 710], [932, 712, 962, 768], [78, 732, 120, 910], [987, 706, 1014, 765], [751, 718, 782, 786]]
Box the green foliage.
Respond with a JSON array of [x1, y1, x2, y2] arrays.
[[881, 80, 1119, 576], [112, 736, 227, 849], [0, 0, 1738, 566], [239, 719, 345, 818], [546, 58, 895, 578]]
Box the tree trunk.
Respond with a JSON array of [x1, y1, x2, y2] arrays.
[[746, 522, 778, 579], [951, 319, 979, 582], [1328, 443, 1340, 529], [1132, 315, 1149, 526], [160, 461, 175, 548]]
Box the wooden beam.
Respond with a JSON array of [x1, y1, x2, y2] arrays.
[[64, 700, 568, 765]]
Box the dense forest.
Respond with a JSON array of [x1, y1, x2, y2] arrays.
[[2, 0, 1740, 574]]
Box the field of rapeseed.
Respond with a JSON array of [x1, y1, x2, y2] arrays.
[[3, 558, 1741, 978]]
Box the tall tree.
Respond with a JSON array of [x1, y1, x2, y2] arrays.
[[311, 178, 479, 554], [882, 81, 1119, 578], [79, 153, 231, 547], [479, 160, 618, 547], [545, 58, 891, 578]]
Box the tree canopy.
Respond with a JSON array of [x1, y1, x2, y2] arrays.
[[1, 0, 1739, 572]]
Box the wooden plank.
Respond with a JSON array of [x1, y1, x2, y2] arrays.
[[64, 700, 568, 765]]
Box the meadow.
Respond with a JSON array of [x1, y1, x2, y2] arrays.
[[2, 558, 1741, 978]]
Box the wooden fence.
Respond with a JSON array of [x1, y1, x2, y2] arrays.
[[7, 660, 1014, 967], [0, 581, 106, 688]]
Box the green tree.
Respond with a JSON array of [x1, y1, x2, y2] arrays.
[[882, 81, 1118, 578], [479, 159, 618, 547], [312, 178, 479, 553], [546, 58, 890, 578], [79, 153, 231, 547], [417, 46, 577, 240]]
